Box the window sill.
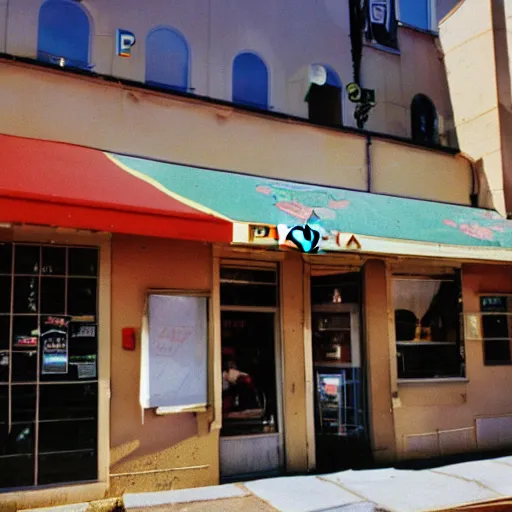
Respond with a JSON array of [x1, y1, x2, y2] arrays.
[[363, 41, 401, 56], [398, 377, 468, 385]]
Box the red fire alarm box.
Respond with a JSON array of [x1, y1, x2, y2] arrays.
[[122, 327, 136, 351]]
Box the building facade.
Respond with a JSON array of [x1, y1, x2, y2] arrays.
[[0, 1, 512, 511]]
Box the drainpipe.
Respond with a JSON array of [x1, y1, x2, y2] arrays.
[[366, 134, 372, 193], [458, 152, 479, 207]]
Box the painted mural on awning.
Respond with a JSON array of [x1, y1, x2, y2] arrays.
[[110, 153, 512, 249]]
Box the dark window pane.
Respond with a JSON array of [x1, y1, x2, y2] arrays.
[[0, 276, 11, 313], [40, 383, 97, 420], [15, 245, 40, 275], [481, 296, 511, 312], [12, 351, 37, 382], [68, 248, 98, 277], [0, 243, 12, 274], [0, 315, 10, 350], [38, 449, 97, 485], [41, 278, 66, 315], [11, 385, 37, 422], [220, 283, 276, 307], [220, 268, 276, 284], [42, 247, 66, 275], [396, 344, 462, 379], [13, 277, 38, 314], [0, 386, 7, 425], [484, 340, 511, 364], [67, 278, 97, 316], [0, 351, 8, 382], [39, 419, 96, 453], [0, 454, 34, 488], [0, 422, 35, 456], [13, 316, 38, 350], [482, 315, 509, 339]]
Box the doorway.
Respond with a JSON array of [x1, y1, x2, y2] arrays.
[[310, 269, 371, 473], [218, 265, 283, 480]]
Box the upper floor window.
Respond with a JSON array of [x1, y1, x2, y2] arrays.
[[146, 27, 189, 92], [306, 65, 342, 127], [399, 0, 433, 31], [365, 0, 398, 50], [37, 0, 92, 70], [232, 52, 269, 109], [411, 94, 438, 144]]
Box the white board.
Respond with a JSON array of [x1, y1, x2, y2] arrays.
[[140, 294, 208, 410]]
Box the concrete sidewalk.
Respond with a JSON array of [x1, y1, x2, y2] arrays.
[[20, 455, 512, 512]]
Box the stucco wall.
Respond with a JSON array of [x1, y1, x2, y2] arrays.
[[109, 235, 218, 495], [391, 263, 512, 460], [0, 0, 457, 141], [440, 0, 510, 215], [0, 60, 472, 205]]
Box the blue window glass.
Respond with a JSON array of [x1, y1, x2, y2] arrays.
[[146, 28, 189, 92], [37, 0, 91, 69], [232, 52, 269, 109], [399, 0, 430, 30]]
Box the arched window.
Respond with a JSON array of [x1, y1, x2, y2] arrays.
[[306, 64, 342, 126], [411, 94, 438, 144], [146, 27, 189, 92], [37, 0, 91, 69], [232, 52, 269, 109]]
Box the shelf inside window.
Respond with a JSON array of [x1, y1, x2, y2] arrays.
[[396, 341, 457, 346]]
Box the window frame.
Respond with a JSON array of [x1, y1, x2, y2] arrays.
[[392, 272, 465, 382], [396, 0, 437, 33], [231, 51, 270, 110], [145, 25, 191, 93], [37, 0, 93, 71], [477, 294, 512, 366]]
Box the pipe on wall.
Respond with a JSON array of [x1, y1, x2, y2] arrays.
[[366, 134, 372, 193]]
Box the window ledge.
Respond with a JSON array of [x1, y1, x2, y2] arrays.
[[398, 377, 468, 385], [363, 41, 401, 56]]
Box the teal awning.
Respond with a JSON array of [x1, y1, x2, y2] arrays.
[[109, 153, 512, 260]]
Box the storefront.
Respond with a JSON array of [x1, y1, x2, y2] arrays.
[[1, 133, 512, 510]]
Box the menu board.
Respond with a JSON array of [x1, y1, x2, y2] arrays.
[[41, 315, 70, 375]]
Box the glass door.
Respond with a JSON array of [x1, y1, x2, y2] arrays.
[[219, 265, 283, 480], [310, 269, 370, 473]]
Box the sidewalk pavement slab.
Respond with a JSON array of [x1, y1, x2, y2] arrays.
[[18, 504, 89, 512], [243, 475, 366, 512], [123, 483, 248, 510], [323, 467, 500, 512]]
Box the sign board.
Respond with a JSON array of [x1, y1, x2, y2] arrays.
[[116, 29, 136, 57], [140, 294, 208, 410], [41, 315, 70, 375]]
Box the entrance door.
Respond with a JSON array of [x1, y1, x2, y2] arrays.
[[219, 310, 283, 479], [310, 269, 370, 473]]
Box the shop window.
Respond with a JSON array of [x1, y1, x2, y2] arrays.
[[145, 27, 189, 92], [232, 52, 269, 109], [480, 295, 512, 365], [411, 94, 439, 144], [306, 65, 342, 127], [393, 274, 464, 380], [365, 0, 398, 50], [37, 0, 92, 70], [0, 243, 99, 491], [220, 266, 277, 307], [399, 0, 432, 31]]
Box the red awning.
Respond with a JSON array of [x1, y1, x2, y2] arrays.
[[0, 134, 232, 242]]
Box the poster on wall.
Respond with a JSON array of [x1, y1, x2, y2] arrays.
[[69, 322, 98, 379], [41, 315, 71, 375]]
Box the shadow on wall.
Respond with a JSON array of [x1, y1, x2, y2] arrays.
[[110, 412, 198, 469]]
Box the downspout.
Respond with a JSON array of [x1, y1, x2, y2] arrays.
[[458, 152, 479, 207], [366, 134, 372, 193]]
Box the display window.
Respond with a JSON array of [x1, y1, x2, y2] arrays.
[[392, 272, 464, 380], [0, 243, 99, 491]]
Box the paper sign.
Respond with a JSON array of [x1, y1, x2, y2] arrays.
[[41, 315, 70, 375]]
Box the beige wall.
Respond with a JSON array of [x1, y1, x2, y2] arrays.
[[109, 235, 218, 495], [440, 0, 512, 216], [0, 0, 458, 141], [0, 60, 473, 205], [389, 262, 512, 460]]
